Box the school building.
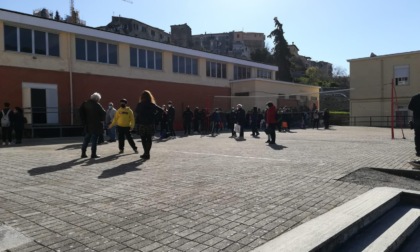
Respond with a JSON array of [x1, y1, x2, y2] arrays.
[[348, 51, 420, 127], [0, 8, 319, 136]]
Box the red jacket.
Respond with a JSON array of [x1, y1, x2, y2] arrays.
[[266, 106, 277, 124]]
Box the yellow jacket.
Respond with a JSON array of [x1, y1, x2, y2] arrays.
[[110, 107, 135, 129]]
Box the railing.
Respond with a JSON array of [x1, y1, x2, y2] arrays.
[[348, 116, 410, 128]]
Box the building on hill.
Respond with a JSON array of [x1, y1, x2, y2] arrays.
[[98, 16, 170, 43], [170, 24, 265, 60], [170, 24, 193, 48], [288, 42, 332, 80]]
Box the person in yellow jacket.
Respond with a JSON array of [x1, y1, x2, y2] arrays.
[[109, 99, 138, 154]]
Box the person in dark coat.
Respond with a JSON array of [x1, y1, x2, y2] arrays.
[[409, 93, 420, 156], [235, 104, 246, 139], [193, 107, 200, 133], [250, 107, 260, 136], [228, 107, 237, 138], [135, 90, 163, 160], [12, 107, 25, 144], [167, 101, 176, 137], [183, 106, 193, 135], [79, 92, 106, 158], [1, 102, 14, 145]]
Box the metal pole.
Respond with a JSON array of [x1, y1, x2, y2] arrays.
[[391, 78, 395, 139]]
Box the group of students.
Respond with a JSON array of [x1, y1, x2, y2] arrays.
[[0, 102, 26, 145], [79, 90, 164, 160]]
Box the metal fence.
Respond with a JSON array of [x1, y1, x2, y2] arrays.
[[348, 116, 410, 128]]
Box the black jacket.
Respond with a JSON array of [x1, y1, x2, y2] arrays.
[[409, 93, 420, 119], [135, 102, 163, 125], [79, 100, 106, 134]]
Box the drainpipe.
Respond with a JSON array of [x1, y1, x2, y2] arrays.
[[68, 34, 74, 125]]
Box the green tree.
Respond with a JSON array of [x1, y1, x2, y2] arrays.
[[250, 47, 274, 64], [268, 17, 292, 82], [54, 11, 61, 21]]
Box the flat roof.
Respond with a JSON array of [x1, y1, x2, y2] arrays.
[[347, 50, 420, 62], [0, 8, 278, 71]]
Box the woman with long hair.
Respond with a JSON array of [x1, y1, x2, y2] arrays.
[[135, 90, 163, 159]]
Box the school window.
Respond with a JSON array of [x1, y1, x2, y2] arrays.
[[173, 55, 198, 75], [3, 25, 59, 56], [206, 60, 226, 79], [234, 65, 251, 80], [257, 69, 272, 79], [394, 65, 409, 86], [75, 38, 117, 64], [130, 47, 162, 70]]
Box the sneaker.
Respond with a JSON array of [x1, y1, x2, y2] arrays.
[[119, 150, 124, 154], [81, 153, 88, 158], [91, 154, 101, 158], [140, 154, 150, 160], [134, 149, 139, 154]]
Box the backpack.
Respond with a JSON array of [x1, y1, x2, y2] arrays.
[[1, 109, 11, 127]]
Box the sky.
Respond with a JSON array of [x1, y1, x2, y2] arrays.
[[1, 0, 420, 75]]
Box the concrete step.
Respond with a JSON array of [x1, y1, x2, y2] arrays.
[[339, 205, 420, 251], [252, 187, 420, 252]]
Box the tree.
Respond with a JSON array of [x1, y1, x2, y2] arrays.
[[268, 17, 292, 82], [250, 47, 274, 64], [54, 11, 61, 21], [332, 66, 348, 77]]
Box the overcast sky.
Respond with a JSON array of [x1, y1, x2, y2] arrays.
[[2, 0, 420, 74]]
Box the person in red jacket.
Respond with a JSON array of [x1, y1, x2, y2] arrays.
[[265, 101, 277, 145]]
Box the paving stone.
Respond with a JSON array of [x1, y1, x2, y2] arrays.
[[0, 127, 413, 251]]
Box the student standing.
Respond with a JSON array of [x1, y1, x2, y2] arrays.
[[79, 93, 106, 158], [109, 99, 138, 154], [135, 90, 163, 159]]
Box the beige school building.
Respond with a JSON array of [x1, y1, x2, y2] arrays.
[[348, 51, 420, 127], [0, 8, 319, 135]]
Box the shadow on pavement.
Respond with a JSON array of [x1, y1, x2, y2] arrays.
[[28, 158, 86, 176], [82, 154, 120, 166], [268, 144, 287, 150], [56, 143, 82, 150], [98, 159, 145, 179]]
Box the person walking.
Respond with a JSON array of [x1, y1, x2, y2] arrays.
[[12, 107, 25, 144], [109, 99, 138, 154], [409, 93, 420, 156], [135, 90, 163, 160], [105, 102, 117, 142], [167, 101, 176, 137], [236, 104, 246, 139], [265, 101, 277, 145], [79, 92, 106, 158], [313, 109, 320, 129], [1, 102, 14, 145], [250, 106, 260, 137], [183, 106, 193, 135]]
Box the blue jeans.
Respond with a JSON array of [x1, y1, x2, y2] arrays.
[[107, 126, 116, 141], [82, 133, 99, 154]]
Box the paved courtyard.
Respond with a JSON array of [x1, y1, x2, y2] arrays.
[[0, 126, 416, 251]]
